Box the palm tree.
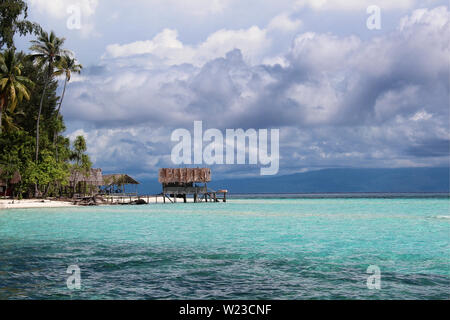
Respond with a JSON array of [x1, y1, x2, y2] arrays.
[[2, 109, 25, 132], [53, 54, 82, 144], [29, 30, 69, 163], [0, 49, 34, 134]]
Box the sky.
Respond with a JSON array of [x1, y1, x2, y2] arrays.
[[15, 0, 450, 179]]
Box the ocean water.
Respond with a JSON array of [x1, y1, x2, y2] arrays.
[[0, 196, 449, 300]]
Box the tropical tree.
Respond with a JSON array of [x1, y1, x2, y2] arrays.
[[29, 30, 69, 196], [53, 54, 82, 144], [0, 5, 90, 200], [29, 30, 69, 162], [0, 0, 40, 49], [2, 108, 24, 132], [0, 148, 21, 198], [70, 135, 92, 196], [0, 48, 34, 134]]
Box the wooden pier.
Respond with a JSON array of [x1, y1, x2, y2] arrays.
[[92, 190, 227, 206]]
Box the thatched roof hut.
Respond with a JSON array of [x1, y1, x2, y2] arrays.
[[69, 168, 104, 187], [103, 174, 140, 186], [0, 169, 21, 187], [158, 168, 211, 184]]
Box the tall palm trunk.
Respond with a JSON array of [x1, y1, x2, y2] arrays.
[[0, 95, 5, 135], [0, 104, 3, 135], [34, 67, 52, 197], [53, 76, 68, 146], [35, 80, 48, 160]]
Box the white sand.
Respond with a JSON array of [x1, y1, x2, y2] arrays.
[[0, 199, 75, 210], [0, 195, 221, 210]]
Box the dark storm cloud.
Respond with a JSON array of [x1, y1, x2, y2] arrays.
[[406, 139, 450, 157]]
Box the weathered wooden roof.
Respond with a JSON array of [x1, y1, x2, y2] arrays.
[[103, 174, 140, 185], [70, 168, 104, 186], [158, 168, 211, 184]]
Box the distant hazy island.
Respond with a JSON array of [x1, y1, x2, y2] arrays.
[[136, 167, 450, 194]]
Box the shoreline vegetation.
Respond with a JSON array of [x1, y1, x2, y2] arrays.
[[0, 1, 92, 200]]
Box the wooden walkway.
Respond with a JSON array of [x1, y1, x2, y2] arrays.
[[99, 190, 227, 205], [161, 190, 227, 203]]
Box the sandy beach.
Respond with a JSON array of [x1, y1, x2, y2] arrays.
[[0, 196, 201, 209], [0, 199, 75, 210]]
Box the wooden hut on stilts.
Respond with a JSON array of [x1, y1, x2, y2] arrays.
[[158, 168, 227, 203]]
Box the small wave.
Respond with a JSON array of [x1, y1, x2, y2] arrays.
[[434, 215, 450, 219]]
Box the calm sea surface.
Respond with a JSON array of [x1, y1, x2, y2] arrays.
[[0, 195, 449, 299]]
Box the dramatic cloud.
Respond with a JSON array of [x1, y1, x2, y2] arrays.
[[60, 6, 449, 178]]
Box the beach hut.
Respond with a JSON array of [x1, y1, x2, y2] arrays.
[[102, 174, 140, 196], [158, 168, 226, 203], [0, 169, 21, 197], [68, 168, 104, 197]]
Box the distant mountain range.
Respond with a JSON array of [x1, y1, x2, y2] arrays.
[[138, 167, 450, 194]]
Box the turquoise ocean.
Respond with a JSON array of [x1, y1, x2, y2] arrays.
[[0, 195, 449, 299]]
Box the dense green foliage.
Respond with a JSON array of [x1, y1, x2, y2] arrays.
[[0, 0, 90, 198], [0, 0, 40, 49]]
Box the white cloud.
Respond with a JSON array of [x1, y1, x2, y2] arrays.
[[105, 29, 184, 58], [290, 32, 361, 72], [399, 5, 450, 30], [262, 56, 290, 67], [410, 110, 433, 121], [29, 0, 98, 17], [294, 0, 415, 11], [104, 26, 270, 66], [267, 13, 302, 32], [149, 0, 231, 16]]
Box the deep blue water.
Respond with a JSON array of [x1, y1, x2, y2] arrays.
[[0, 196, 449, 299]]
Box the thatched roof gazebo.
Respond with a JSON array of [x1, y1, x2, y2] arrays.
[[157, 168, 226, 203], [158, 168, 218, 203], [102, 174, 140, 195]]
